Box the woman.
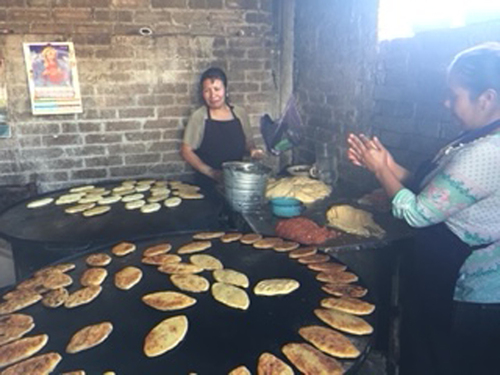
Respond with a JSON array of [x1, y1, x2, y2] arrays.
[[181, 67, 263, 190], [348, 43, 500, 374], [41, 45, 68, 86]]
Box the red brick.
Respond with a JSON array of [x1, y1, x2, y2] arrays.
[[70, 0, 110, 6], [153, 83, 189, 94], [206, 0, 223, 8], [54, 8, 92, 21], [162, 128, 183, 139], [105, 121, 140, 132], [245, 12, 271, 24], [147, 141, 179, 152], [100, 110, 118, 119], [0, 163, 19, 173], [8, 8, 51, 21], [188, 0, 206, 9], [43, 134, 82, 146], [234, 58, 267, 72], [150, 163, 184, 174], [157, 106, 191, 118], [125, 154, 161, 164], [85, 34, 112, 45], [225, 0, 257, 9], [134, 10, 172, 24], [228, 82, 259, 92], [30, 23, 74, 34], [71, 169, 107, 179], [18, 137, 42, 148], [18, 123, 61, 135], [75, 24, 112, 34], [247, 48, 270, 59], [109, 165, 148, 177], [66, 146, 106, 157], [41, 159, 84, 170], [107, 143, 146, 154], [118, 108, 155, 118], [144, 119, 179, 129], [151, 0, 186, 8], [85, 134, 123, 144], [0, 174, 29, 186], [78, 122, 103, 132], [125, 131, 162, 142], [95, 48, 135, 58], [160, 150, 184, 161], [112, 0, 148, 7], [117, 11, 133, 21], [35, 172, 69, 183], [85, 156, 123, 167], [94, 10, 113, 21]]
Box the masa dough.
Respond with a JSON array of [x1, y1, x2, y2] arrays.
[[326, 205, 385, 238], [266, 176, 331, 203]]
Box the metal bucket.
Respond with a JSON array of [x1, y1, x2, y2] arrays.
[[222, 161, 270, 212]]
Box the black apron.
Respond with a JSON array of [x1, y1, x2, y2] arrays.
[[194, 106, 246, 191], [401, 120, 500, 375]]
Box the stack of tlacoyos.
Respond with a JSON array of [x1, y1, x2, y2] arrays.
[[26, 179, 204, 218], [0, 230, 375, 374]]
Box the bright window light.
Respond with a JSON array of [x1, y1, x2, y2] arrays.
[[379, 0, 500, 41]]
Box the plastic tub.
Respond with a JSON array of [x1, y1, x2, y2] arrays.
[[270, 197, 303, 217]]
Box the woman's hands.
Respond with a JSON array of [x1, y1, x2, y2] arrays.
[[347, 134, 390, 173], [347, 133, 410, 198], [250, 148, 265, 160], [207, 167, 223, 182], [347, 134, 410, 183]]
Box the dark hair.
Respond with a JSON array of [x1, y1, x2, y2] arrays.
[[200, 67, 227, 90], [448, 42, 500, 99]]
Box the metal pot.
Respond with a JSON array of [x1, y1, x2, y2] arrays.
[[222, 161, 270, 212]]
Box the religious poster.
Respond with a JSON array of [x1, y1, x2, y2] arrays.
[[23, 42, 83, 115], [0, 58, 9, 138]]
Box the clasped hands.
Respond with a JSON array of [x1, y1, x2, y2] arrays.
[[347, 134, 392, 174]]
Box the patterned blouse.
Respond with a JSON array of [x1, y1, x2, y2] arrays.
[[392, 132, 500, 303]]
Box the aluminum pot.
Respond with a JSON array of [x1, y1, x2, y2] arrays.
[[222, 161, 270, 212]]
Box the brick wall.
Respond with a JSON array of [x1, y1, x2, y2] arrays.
[[373, 22, 500, 172], [293, 0, 379, 187], [294, 0, 500, 190], [0, 0, 278, 192]]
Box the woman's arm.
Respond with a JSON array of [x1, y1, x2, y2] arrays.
[[393, 142, 500, 228], [180, 143, 220, 181], [233, 105, 265, 159]]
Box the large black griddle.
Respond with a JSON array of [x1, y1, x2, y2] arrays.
[[4, 233, 376, 374], [0, 183, 224, 244]]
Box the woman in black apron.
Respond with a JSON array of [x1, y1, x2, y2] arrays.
[[181, 68, 263, 194], [348, 43, 500, 374]]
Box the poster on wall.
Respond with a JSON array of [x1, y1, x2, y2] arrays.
[[23, 42, 83, 115], [0, 58, 10, 138]]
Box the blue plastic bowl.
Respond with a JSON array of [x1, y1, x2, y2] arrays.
[[270, 197, 303, 217]]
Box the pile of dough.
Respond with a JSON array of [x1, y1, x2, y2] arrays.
[[326, 205, 385, 238], [266, 176, 331, 204]]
